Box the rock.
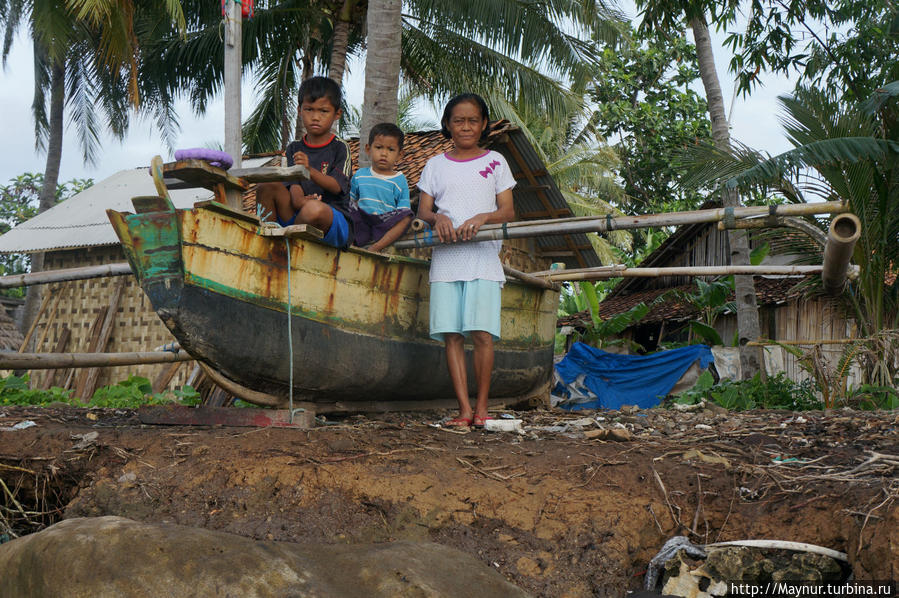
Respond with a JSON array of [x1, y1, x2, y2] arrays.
[[0, 516, 531, 598]]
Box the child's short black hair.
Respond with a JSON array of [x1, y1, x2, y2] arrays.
[[440, 93, 490, 142], [298, 76, 342, 110], [369, 123, 404, 150]]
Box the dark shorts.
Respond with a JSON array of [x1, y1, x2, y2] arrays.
[[349, 207, 413, 247], [277, 205, 350, 248]]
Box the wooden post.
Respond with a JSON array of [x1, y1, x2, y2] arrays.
[[223, 0, 243, 208]]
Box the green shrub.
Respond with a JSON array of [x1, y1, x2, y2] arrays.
[[846, 384, 899, 410], [0, 374, 202, 408], [673, 371, 822, 411]]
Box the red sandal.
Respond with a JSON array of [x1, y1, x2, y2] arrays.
[[472, 415, 495, 428], [445, 415, 473, 427]]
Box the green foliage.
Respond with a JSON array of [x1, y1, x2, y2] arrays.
[[0, 374, 201, 408], [673, 371, 821, 411], [0, 375, 71, 406], [685, 81, 899, 387], [588, 26, 713, 215], [0, 173, 93, 295], [846, 385, 899, 410], [556, 280, 653, 352], [726, 0, 899, 103]]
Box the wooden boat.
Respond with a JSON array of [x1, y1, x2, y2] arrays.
[[105, 159, 559, 409]]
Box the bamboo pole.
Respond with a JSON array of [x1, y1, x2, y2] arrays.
[[528, 264, 860, 282], [821, 213, 861, 295], [0, 351, 194, 370], [502, 265, 560, 291], [747, 339, 857, 346], [0, 263, 133, 289], [394, 201, 848, 250]]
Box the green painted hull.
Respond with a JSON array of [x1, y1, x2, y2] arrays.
[[108, 203, 558, 405]]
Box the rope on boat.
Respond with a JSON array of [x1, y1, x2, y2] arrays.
[[285, 238, 304, 423]]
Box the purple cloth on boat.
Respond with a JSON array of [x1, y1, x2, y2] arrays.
[[350, 207, 413, 247]]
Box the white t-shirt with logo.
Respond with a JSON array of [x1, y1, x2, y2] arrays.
[[417, 150, 516, 285]]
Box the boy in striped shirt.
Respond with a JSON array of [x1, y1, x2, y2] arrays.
[[349, 123, 413, 252]]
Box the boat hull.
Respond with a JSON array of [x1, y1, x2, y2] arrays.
[[108, 203, 558, 405]]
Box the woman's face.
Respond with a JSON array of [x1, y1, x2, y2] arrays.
[[445, 100, 487, 149]]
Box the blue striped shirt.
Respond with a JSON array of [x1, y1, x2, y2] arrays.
[[350, 168, 410, 216]]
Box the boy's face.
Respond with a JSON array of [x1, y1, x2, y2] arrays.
[[366, 134, 402, 174], [300, 96, 341, 140]]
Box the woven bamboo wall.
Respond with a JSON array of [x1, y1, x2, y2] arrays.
[[28, 246, 189, 395], [715, 296, 860, 384]]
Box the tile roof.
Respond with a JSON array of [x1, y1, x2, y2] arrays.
[[561, 275, 810, 327]]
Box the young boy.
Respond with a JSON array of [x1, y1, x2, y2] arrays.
[[256, 76, 354, 248], [349, 123, 412, 252]]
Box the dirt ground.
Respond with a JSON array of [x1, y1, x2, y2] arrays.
[[1, 404, 898, 597]]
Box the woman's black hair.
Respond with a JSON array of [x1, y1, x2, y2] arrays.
[[440, 93, 490, 142]]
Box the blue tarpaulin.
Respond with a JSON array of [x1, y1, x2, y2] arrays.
[[553, 342, 715, 410]]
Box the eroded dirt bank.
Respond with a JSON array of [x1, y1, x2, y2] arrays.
[[1, 406, 897, 597]]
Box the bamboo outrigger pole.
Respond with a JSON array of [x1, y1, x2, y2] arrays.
[[0, 351, 193, 370], [394, 201, 848, 250], [0, 263, 132, 289], [821, 213, 861, 295], [528, 264, 860, 283]]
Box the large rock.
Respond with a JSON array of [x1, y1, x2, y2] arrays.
[[0, 516, 530, 598]]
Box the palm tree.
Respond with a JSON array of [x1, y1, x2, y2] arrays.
[[152, 0, 618, 154], [0, 0, 184, 335], [493, 97, 631, 264], [357, 0, 401, 167], [685, 82, 899, 385], [636, 0, 761, 378]]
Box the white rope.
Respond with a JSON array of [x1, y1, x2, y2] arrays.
[[285, 238, 300, 422]]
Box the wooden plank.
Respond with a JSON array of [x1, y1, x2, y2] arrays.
[[32, 285, 65, 353], [163, 160, 248, 192], [131, 195, 171, 214], [193, 200, 259, 225], [258, 223, 324, 240], [151, 360, 184, 394], [18, 291, 53, 353], [228, 165, 310, 183], [137, 405, 315, 429], [40, 325, 70, 390], [76, 279, 126, 402]]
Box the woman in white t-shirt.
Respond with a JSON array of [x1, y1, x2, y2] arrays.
[[417, 93, 516, 428]]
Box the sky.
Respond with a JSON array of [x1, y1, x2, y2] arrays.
[[0, 13, 798, 187]]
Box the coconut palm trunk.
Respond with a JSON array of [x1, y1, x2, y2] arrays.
[[358, 0, 402, 167], [691, 15, 762, 378], [21, 61, 65, 340], [327, 0, 357, 84]]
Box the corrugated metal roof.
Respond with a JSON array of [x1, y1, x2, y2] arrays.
[[0, 157, 271, 254], [490, 128, 602, 269]]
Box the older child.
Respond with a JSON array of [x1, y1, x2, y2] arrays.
[[416, 93, 515, 427], [349, 123, 413, 252], [256, 76, 354, 248]]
